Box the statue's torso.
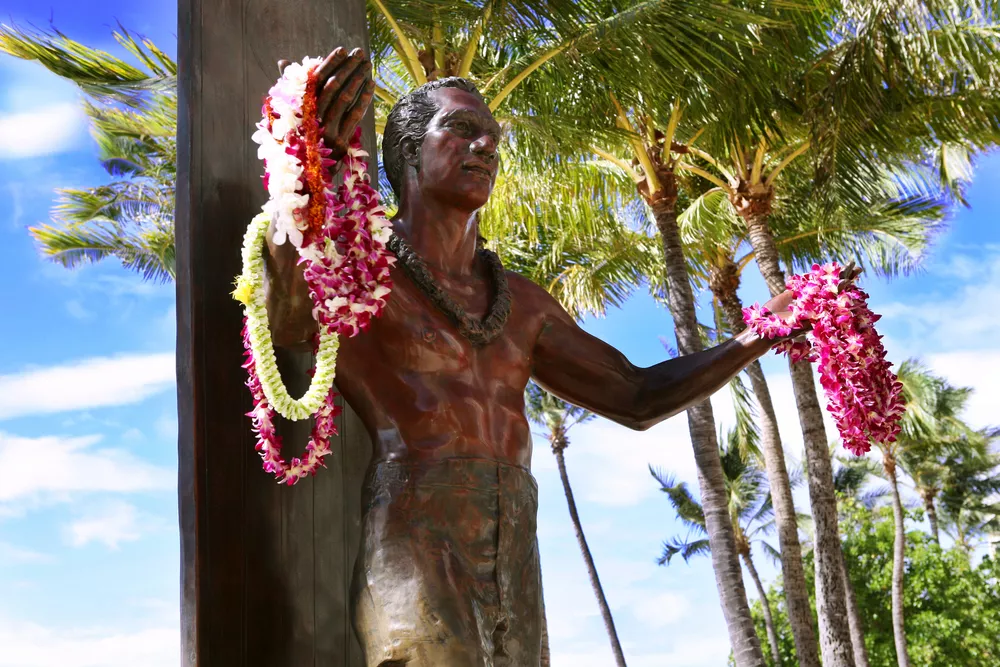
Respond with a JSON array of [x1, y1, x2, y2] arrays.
[[334, 265, 543, 468]]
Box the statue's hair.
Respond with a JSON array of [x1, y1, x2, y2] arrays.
[[382, 77, 487, 199]]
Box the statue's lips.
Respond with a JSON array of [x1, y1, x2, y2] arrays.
[[462, 161, 494, 179]]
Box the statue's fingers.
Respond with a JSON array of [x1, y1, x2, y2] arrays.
[[325, 136, 349, 160], [321, 61, 371, 130], [337, 80, 376, 138], [277, 59, 291, 75], [317, 55, 368, 120], [316, 47, 349, 83]]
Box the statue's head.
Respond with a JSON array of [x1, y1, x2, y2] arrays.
[[382, 77, 500, 210]]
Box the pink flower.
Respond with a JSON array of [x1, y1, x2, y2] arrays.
[[743, 262, 905, 456]]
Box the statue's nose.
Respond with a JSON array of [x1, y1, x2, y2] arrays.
[[471, 134, 498, 162]]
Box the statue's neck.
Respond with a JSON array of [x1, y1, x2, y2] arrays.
[[392, 196, 479, 277]]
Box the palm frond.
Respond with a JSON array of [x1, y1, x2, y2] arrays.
[[0, 23, 175, 106], [650, 465, 707, 532], [658, 536, 711, 566], [29, 219, 175, 283], [759, 540, 784, 567], [728, 372, 762, 463]]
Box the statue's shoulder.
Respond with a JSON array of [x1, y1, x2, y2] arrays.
[[503, 269, 541, 295], [502, 270, 563, 319]]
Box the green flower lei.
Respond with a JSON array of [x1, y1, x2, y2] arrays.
[[233, 212, 339, 421]]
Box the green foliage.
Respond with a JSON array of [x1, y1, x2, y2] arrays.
[[752, 501, 1000, 667], [747, 587, 802, 667]]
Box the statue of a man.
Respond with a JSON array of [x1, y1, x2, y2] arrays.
[[266, 47, 800, 667]]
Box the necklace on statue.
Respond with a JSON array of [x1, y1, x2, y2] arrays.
[[388, 233, 511, 346]]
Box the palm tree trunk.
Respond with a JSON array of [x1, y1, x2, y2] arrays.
[[839, 541, 871, 667], [540, 567, 551, 667], [741, 551, 782, 666], [554, 446, 627, 667], [743, 211, 857, 667], [713, 265, 821, 667], [653, 197, 765, 667], [922, 491, 941, 546], [885, 460, 912, 667]]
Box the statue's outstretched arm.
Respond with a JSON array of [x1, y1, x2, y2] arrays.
[[529, 282, 789, 431]]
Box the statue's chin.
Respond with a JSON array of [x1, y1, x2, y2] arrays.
[[424, 183, 493, 212]]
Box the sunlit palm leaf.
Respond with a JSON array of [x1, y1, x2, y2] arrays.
[[4, 24, 177, 283], [0, 24, 175, 106]]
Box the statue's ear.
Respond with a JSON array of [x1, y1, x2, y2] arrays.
[[400, 137, 420, 169]]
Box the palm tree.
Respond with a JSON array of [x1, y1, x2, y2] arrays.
[[937, 444, 1000, 553], [485, 2, 996, 661], [831, 454, 891, 667], [0, 24, 177, 282], [651, 426, 789, 666], [525, 382, 627, 667], [647, 4, 1000, 662], [676, 165, 942, 667], [891, 364, 1000, 555], [880, 360, 990, 667], [896, 386, 994, 547]]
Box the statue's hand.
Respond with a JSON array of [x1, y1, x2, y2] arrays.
[[837, 260, 863, 292], [277, 47, 375, 160], [763, 289, 797, 326]]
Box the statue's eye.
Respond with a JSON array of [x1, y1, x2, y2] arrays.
[[452, 120, 471, 133]]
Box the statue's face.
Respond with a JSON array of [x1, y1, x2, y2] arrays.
[[413, 87, 501, 210]]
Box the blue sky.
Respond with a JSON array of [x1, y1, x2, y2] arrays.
[[2, 2, 999, 666]]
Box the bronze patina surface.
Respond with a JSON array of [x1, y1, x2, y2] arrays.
[[265, 47, 802, 666], [353, 458, 540, 666]]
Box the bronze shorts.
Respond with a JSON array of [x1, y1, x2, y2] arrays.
[[351, 458, 542, 667]]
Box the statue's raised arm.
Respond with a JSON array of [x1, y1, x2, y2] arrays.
[[263, 47, 375, 349]]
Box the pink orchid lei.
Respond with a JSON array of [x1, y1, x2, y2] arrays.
[[233, 57, 393, 484], [743, 263, 905, 456]]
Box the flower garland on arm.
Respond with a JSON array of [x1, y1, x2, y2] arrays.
[[743, 262, 905, 456], [232, 57, 394, 485]]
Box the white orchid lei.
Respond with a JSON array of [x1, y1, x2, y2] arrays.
[[233, 57, 394, 484]]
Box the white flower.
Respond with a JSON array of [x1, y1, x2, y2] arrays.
[[298, 245, 324, 265], [325, 296, 348, 311]]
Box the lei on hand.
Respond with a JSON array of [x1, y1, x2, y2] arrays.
[[743, 262, 904, 456], [232, 57, 394, 484]]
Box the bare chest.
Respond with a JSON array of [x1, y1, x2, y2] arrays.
[[337, 271, 536, 390]]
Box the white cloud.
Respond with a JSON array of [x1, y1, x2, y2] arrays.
[[0, 542, 54, 564], [628, 591, 692, 628], [530, 380, 815, 509], [65, 501, 142, 550], [0, 617, 178, 667], [0, 433, 173, 507], [551, 634, 731, 667], [925, 349, 1000, 429], [0, 353, 175, 421], [65, 300, 93, 320], [8, 182, 24, 230], [155, 413, 178, 441], [878, 249, 1000, 356], [531, 395, 727, 509], [0, 103, 89, 159]]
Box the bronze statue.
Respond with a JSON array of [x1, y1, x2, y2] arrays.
[[265, 47, 802, 667]]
